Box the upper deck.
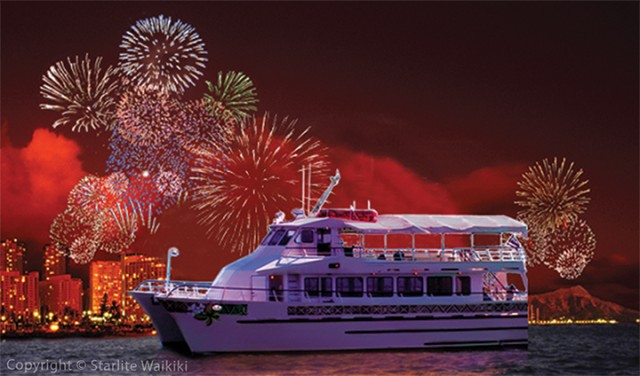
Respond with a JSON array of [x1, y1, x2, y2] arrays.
[[270, 210, 528, 264]]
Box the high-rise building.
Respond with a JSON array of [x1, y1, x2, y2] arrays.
[[1, 239, 26, 274], [39, 275, 83, 316], [43, 243, 67, 281], [0, 271, 39, 318], [122, 254, 166, 321], [89, 261, 122, 314]]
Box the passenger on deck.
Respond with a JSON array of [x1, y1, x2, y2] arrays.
[[506, 284, 516, 301], [393, 251, 405, 261]]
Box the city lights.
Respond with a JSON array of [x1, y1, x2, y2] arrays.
[[1, 238, 166, 337]]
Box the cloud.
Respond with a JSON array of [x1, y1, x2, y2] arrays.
[[446, 163, 527, 214], [1, 128, 87, 242], [328, 147, 458, 214]]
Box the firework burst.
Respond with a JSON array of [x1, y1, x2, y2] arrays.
[[40, 54, 119, 132], [191, 114, 331, 253], [544, 219, 596, 280], [50, 207, 94, 248], [94, 210, 137, 254], [204, 71, 259, 125], [119, 14, 207, 94], [115, 87, 183, 147], [69, 235, 99, 264], [515, 157, 590, 232], [519, 231, 549, 267], [178, 99, 232, 154], [53, 173, 139, 261]]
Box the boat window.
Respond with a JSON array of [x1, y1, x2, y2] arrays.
[[260, 229, 274, 245], [456, 276, 471, 296], [279, 230, 296, 246], [427, 276, 453, 296], [295, 229, 314, 244], [397, 277, 423, 297], [304, 277, 332, 298], [336, 277, 363, 298], [366, 277, 393, 297], [268, 229, 286, 245]]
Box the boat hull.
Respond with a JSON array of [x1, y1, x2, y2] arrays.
[[161, 300, 528, 353], [129, 291, 186, 346]]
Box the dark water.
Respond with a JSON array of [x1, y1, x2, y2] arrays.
[[1, 325, 638, 375]]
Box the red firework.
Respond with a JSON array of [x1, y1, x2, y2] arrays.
[[191, 114, 331, 253]]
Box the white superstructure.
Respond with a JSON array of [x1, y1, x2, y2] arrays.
[[130, 172, 528, 353]]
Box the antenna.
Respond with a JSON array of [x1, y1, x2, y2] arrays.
[[310, 169, 341, 216], [307, 164, 312, 214], [301, 165, 306, 214]]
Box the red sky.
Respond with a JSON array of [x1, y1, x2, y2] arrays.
[[1, 2, 638, 309]]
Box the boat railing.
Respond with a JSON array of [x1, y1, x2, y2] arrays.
[[280, 245, 525, 262], [133, 280, 211, 296], [150, 282, 526, 303], [351, 246, 525, 262]]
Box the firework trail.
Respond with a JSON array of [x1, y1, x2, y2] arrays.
[[119, 14, 207, 94], [191, 114, 331, 253], [204, 71, 259, 125], [40, 54, 119, 132], [544, 219, 596, 280], [515, 157, 590, 233]]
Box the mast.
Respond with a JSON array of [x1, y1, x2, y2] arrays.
[[310, 169, 341, 216]]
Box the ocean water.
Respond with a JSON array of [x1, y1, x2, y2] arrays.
[[1, 325, 638, 375]]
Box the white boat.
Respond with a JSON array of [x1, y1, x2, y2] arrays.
[[130, 171, 528, 353]]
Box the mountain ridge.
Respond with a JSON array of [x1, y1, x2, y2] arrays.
[[529, 285, 638, 322]]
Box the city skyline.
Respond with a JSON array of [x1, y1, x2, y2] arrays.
[[1, 2, 638, 310], [1, 240, 166, 324]]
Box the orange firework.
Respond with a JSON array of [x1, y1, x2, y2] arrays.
[[515, 157, 590, 232]]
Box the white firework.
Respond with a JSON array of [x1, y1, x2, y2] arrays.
[[119, 14, 207, 93], [40, 54, 118, 132]]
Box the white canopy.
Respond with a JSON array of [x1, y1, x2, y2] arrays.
[[283, 214, 527, 234]]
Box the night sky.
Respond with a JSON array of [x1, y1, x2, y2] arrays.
[[1, 2, 638, 310]]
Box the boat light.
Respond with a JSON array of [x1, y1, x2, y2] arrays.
[[329, 263, 341, 269]]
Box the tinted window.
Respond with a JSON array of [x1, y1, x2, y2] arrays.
[[304, 277, 332, 298], [268, 230, 286, 245], [456, 276, 471, 296], [279, 230, 296, 245], [398, 277, 423, 297], [336, 277, 363, 297], [301, 230, 314, 243], [366, 277, 394, 297], [427, 276, 453, 296]]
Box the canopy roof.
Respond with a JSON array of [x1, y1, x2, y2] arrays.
[[282, 214, 527, 234]]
